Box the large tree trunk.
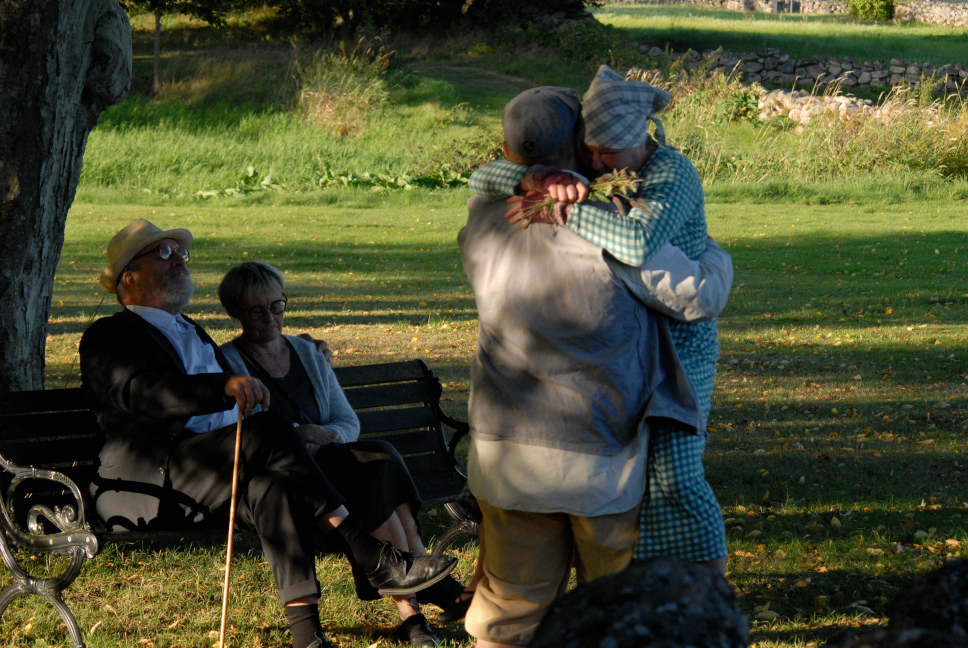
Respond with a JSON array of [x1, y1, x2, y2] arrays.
[[0, 0, 132, 391], [153, 8, 162, 93]]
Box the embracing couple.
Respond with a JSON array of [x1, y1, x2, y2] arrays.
[[458, 65, 733, 647]]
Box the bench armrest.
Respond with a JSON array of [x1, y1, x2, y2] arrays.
[[439, 407, 470, 463], [0, 452, 99, 559]]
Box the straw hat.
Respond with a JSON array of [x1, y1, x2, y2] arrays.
[[99, 219, 193, 293]]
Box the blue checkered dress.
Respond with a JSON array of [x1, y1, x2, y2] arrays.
[[468, 148, 726, 561]]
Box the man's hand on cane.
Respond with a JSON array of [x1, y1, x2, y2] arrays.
[[225, 376, 271, 414]]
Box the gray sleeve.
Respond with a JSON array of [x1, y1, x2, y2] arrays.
[[609, 236, 733, 322], [290, 336, 361, 443]]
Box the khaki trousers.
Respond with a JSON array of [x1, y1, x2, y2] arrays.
[[464, 498, 640, 645]]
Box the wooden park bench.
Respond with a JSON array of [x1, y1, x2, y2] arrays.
[[0, 359, 478, 648]]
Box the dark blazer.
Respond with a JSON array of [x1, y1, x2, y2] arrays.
[[79, 308, 236, 529]]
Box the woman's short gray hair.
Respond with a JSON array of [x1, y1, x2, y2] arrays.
[[219, 260, 286, 319]]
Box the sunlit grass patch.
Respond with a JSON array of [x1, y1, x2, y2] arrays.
[[594, 3, 968, 65]]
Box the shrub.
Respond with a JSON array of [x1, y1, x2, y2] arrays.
[[292, 39, 392, 136], [274, 0, 598, 32], [848, 0, 894, 21]]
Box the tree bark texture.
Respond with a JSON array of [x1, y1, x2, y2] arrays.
[[0, 0, 131, 391], [153, 9, 161, 93]]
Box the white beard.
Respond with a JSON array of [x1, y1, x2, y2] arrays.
[[161, 267, 194, 313]]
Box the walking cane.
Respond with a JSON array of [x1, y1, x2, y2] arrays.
[[219, 410, 244, 648]]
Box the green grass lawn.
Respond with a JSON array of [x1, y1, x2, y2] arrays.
[[16, 196, 965, 647], [4, 6, 968, 648], [594, 3, 968, 65]]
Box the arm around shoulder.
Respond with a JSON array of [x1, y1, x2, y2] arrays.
[[614, 236, 733, 322]]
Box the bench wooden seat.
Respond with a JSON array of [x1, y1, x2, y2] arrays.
[[0, 359, 478, 648]]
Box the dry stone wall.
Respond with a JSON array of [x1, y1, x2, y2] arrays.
[[637, 45, 968, 95], [895, 0, 968, 27], [614, 0, 968, 28], [753, 87, 938, 124]]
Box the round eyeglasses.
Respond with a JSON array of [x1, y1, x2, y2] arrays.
[[132, 243, 190, 264], [246, 298, 287, 321]]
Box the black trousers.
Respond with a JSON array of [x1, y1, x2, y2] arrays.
[[167, 411, 345, 603]]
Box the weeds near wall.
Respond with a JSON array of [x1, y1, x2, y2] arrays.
[[625, 61, 968, 185], [292, 38, 393, 136]]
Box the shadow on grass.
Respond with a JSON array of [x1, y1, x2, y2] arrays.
[[49, 227, 968, 332]]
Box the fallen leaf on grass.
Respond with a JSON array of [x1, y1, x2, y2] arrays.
[[755, 610, 780, 621], [831, 516, 842, 530], [90, 621, 103, 635]]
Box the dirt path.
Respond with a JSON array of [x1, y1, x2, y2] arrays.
[[411, 61, 537, 113]]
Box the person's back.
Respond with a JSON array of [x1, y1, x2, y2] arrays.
[[461, 194, 699, 461]]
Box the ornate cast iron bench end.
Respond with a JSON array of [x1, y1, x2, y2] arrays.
[[0, 451, 99, 648]]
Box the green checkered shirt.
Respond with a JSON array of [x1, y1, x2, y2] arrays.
[[468, 148, 719, 422]]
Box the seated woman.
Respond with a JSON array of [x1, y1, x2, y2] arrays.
[[218, 261, 468, 648]]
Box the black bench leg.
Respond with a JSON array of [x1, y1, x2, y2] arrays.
[[0, 545, 89, 648], [432, 500, 481, 556]]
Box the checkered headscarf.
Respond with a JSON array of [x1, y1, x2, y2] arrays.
[[582, 65, 671, 148]]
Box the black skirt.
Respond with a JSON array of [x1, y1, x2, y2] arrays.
[[314, 438, 422, 533]]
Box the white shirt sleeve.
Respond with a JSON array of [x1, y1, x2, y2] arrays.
[[609, 236, 734, 322]]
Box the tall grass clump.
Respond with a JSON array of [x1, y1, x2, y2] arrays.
[[293, 38, 393, 137], [625, 61, 968, 191], [848, 0, 895, 21]]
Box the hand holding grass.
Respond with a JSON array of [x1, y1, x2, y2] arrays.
[[508, 168, 646, 227]]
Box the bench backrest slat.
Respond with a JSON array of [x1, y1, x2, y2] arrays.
[[0, 411, 99, 443], [341, 381, 440, 411], [0, 359, 465, 516], [364, 430, 449, 458], [0, 388, 89, 415], [2, 436, 101, 468], [356, 407, 439, 437], [332, 360, 429, 387]]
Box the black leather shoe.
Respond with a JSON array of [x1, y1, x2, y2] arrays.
[[293, 630, 336, 648], [395, 613, 441, 647], [367, 542, 457, 596], [435, 589, 474, 625]]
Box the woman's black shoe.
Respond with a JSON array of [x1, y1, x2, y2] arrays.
[[436, 589, 474, 625], [395, 613, 441, 647]]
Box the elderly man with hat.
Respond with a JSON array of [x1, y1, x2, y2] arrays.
[[79, 219, 456, 648], [468, 66, 730, 580], [458, 86, 716, 648]]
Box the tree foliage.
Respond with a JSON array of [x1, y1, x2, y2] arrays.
[[275, 0, 600, 32], [121, 0, 235, 92], [121, 0, 233, 26]]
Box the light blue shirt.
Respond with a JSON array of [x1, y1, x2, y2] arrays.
[[126, 305, 238, 433]]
